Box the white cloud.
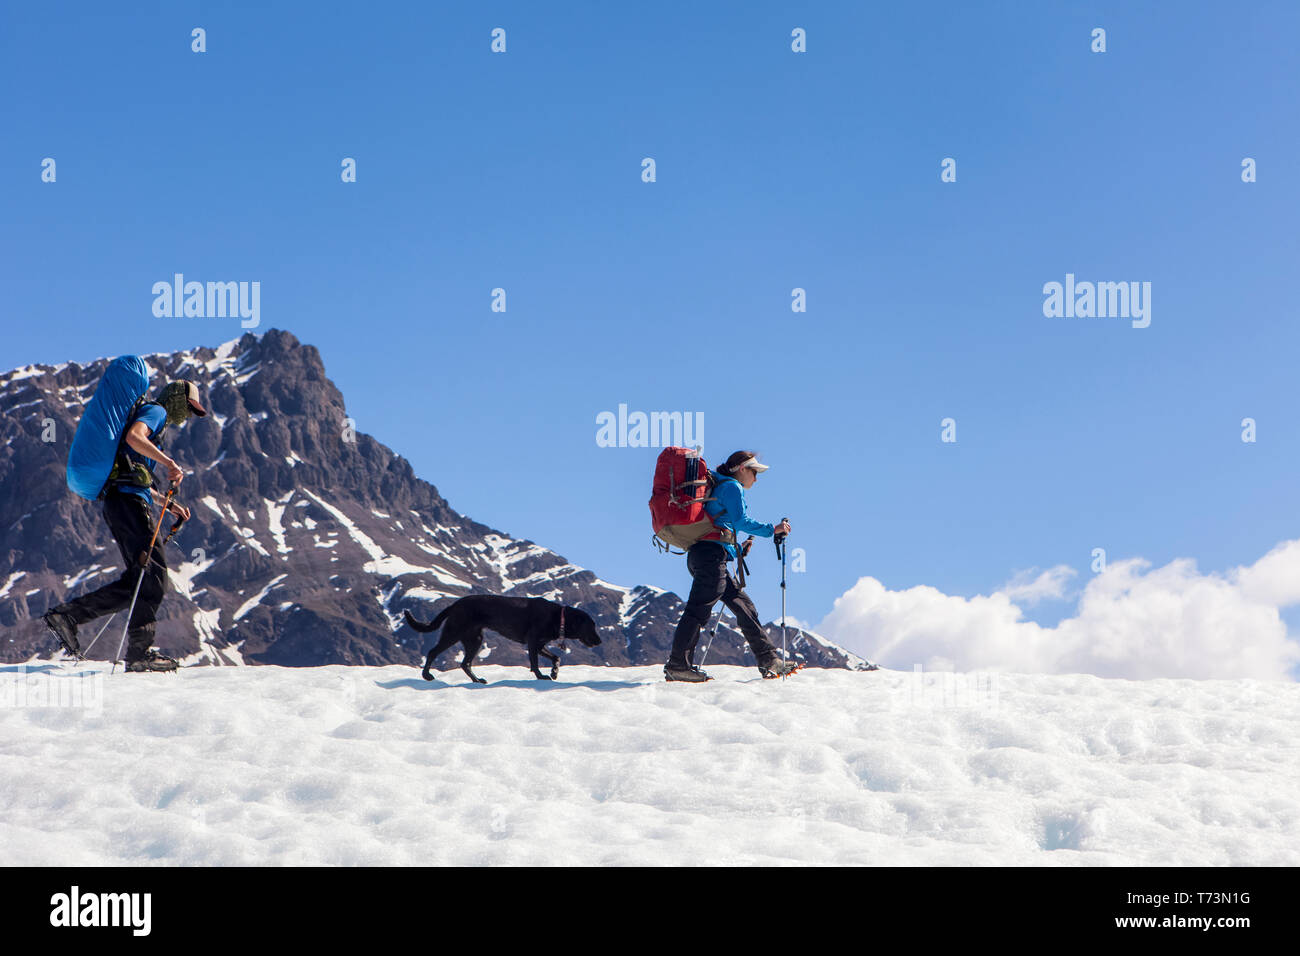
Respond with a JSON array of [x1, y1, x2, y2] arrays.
[[817, 541, 1300, 681], [775, 615, 814, 632], [1001, 565, 1076, 604], [1234, 538, 1300, 607]]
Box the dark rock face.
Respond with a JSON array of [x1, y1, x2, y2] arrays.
[[0, 330, 870, 672]]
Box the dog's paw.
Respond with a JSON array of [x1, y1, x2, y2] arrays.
[[421, 669, 435, 682]]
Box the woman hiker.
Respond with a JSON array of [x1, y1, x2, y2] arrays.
[[43, 380, 205, 672], [664, 450, 798, 682]]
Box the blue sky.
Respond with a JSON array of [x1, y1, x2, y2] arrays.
[[3, 1, 1298, 637]]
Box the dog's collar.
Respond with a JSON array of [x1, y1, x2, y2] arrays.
[[558, 606, 566, 642]]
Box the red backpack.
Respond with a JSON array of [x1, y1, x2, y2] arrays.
[[649, 447, 735, 552]]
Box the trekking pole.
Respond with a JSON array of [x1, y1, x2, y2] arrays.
[[111, 488, 174, 674], [696, 602, 721, 669], [774, 518, 789, 667], [72, 613, 116, 668]]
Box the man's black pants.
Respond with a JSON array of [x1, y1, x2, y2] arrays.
[[669, 541, 777, 668], [55, 491, 168, 633]]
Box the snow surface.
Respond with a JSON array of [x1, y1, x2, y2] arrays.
[[0, 663, 1295, 866]]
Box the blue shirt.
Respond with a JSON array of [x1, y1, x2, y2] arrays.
[[704, 471, 775, 559], [114, 403, 167, 501]]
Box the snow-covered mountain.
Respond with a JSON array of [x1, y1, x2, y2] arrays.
[[1, 662, 1293, 865], [0, 330, 869, 671]]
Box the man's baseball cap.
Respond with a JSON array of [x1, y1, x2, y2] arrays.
[[180, 380, 207, 416], [159, 380, 207, 423]]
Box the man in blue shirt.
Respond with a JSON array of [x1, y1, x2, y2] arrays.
[[44, 380, 205, 671]]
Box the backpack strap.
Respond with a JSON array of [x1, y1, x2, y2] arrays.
[[104, 400, 166, 496], [699, 473, 741, 547]]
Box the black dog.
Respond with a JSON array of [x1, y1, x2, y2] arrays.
[[403, 595, 600, 684]]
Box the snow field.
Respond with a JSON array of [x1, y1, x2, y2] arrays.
[[0, 663, 1296, 866]]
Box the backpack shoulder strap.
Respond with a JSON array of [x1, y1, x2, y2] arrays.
[[118, 399, 168, 446], [105, 399, 165, 493]]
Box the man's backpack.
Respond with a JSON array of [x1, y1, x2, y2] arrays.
[[649, 446, 735, 552], [66, 355, 151, 500]]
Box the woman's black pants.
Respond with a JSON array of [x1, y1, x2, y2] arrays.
[[668, 541, 778, 668]]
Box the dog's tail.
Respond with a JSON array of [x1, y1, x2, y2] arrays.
[[404, 606, 452, 633]]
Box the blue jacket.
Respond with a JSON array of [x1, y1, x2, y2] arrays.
[[705, 471, 775, 559]]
